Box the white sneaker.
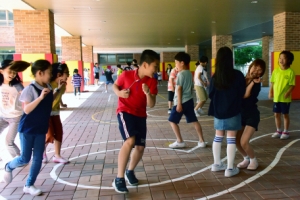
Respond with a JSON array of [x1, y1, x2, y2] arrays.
[[237, 159, 250, 168], [42, 153, 48, 163], [225, 167, 240, 177], [23, 185, 42, 196], [272, 131, 281, 138], [168, 109, 171, 114], [169, 141, 186, 149], [104, 90, 108, 93], [197, 108, 205, 114], [211, 162, 227, 172], [194, 110, 200, 117], [247, 158, 258, 170], [2, 164, 12, 184], [280, 133, 289, 140], [198, 141, 206, 148]]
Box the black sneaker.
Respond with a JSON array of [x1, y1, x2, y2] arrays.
[[125, 170, 139, 186], [112, 178, 128, 193]]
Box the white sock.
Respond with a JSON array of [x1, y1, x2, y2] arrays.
[[227, 137, 236, 169], [212, 136, 223, 165], [244, 156, 250, 160]]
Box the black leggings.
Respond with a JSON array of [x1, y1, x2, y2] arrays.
[[74, 87, 80, 96]]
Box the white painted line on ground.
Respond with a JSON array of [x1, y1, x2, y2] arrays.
[[196, 139, 300, 200], [49, 130, 300, 193]]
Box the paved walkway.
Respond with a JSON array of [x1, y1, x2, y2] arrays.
[[0, 82, 300, 200]]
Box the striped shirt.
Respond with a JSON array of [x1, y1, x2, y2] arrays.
[[72, 74, 82, 87]]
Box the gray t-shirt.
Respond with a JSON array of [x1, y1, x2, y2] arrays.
[[19, 81, 52, 103], [174, 70, 193, 105]]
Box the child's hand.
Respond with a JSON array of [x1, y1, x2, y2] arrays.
[[61, 104, 67, 108], [253, 77, 262, 83], [176, 104, 183, 113], [119, 89, 130, 98], [284, 92, 290, 99], [142, 83, 150, 95], [268, 92, 273, 99], [58, 79, 66, 89], [39, 88, 50, 100]]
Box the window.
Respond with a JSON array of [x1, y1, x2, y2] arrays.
[[0, 10, 14, 26], [98, 54, 133, 65]]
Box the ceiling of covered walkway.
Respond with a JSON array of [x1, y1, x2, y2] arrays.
[[2, 0, 300, 52]]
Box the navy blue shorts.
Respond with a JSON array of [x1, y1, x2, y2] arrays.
[[106, 80, 114, 85], [168, 98, 198, 124], [117, 112, 147, 147], [273, 102, 290, 114]]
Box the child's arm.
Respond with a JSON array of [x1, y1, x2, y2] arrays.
[[142, 83, 156, 108], [284, 85, 295, 99], [176, 85, 183, 112], [268, 83, 274, 99], [113, 82, 130, 98], [23, 88, 50, 114]]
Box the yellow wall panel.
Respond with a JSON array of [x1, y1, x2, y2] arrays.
[[21, 54, 45, 82]]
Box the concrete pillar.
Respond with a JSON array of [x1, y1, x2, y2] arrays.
[[273, 12, 300, 99], [160, 52, 178, 80], [82, 46, 94, 85], [211, 35, 232, 58], [262, 36, 273, 87], [185, 45, 199, 61], [13, 9, 57, 86], [211, 35, 232, 75], [61, 36, 83, 92]]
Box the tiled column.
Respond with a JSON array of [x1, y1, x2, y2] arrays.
[[13, 9, 57, 86], [185, 45, 199, 75], [262, 36, 273, 87], [83, 46, 94, 85], [61, 36, 83, 92], [160, 52, 178, 80], [273, 12, 300, 99], [211, 35, 232, 75]]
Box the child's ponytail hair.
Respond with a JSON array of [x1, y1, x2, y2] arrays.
[[31, 60, 51, 77], [0, 60, 31, 86], [51, 62, 68, 82]]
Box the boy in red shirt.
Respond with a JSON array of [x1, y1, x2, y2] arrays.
[[112, 49, 159, 193]]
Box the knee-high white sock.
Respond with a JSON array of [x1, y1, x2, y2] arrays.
[[212, 136, 223, 165], [227, 137, 236, 169]]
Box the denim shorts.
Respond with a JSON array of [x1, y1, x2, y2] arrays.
[[214, 113, 241, 130]]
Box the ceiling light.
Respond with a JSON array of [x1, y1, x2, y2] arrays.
[[88, 28, 101, 31], [212, 21, 216, 23], [168, 43, 171, 44], [191, 31, 195, 33], [73, 6, 91, 10], [251, 1, 258, 3], [177, 38, 180, 40], [262, 32, 266, 33]]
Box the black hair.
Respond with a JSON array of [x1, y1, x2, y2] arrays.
[[247, 58, 266, 77], [132, 59, 137, 64], [213, 47, 235, 90], [31, 60, 51, 77], [195, 61, 200, 66], [73, 68, 78, 74], [50, 62, 68, 82], [126, 62, 131, 66], [200, 56, 208, 63], [139, 49, 160, 65], [133, 64, 139, 68], [0, 60, 31, 86], [117, 64, 121, 68], [174, 52, 190, 66], [280, 51, 294, 66]]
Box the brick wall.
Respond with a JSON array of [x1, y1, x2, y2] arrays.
[[82, 46, 93, 63], [13, 9, 55, 54], [274, 12, 300, 51], [212, 35, 232, 58], [0, 27, 15, 46], [185, 45, 199, 61], [160, 52, 178, 62], [93, 53, 98, 64], [61, 36, 82, 61], [262, 36, 273, 86]]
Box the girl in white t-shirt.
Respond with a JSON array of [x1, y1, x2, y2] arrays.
[[157, 71, 162, 86], [0, 60, 30, 160]]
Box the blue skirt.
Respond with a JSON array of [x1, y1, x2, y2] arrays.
[[214, 113, 241, 131]]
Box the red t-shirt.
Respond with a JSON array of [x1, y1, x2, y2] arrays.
[[116, 69, 158, 117]]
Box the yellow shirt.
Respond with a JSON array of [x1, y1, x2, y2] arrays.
[[270, 67, 295, 102], [50, 81, 66, 115]]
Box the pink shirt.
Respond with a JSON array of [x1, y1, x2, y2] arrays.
[[167, 68, 178, 92]]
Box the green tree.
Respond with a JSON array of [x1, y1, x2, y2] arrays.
[[234, 45, 262, 65]]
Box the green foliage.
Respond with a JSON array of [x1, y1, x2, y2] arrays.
[[234, 45, 262, 65]]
